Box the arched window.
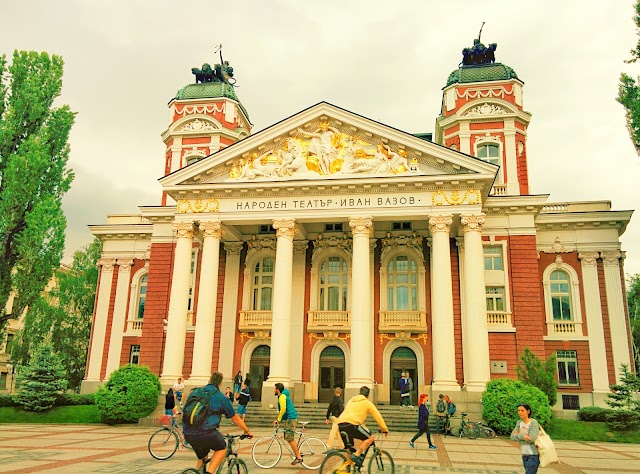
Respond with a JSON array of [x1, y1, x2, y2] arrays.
[[550, 270, 572, 320], [477, 144, 500, 166], [137, 275, 148, 319], [252, 257, 274, 311], [319, 256, 348, 311], [387, 255, 418, 311]]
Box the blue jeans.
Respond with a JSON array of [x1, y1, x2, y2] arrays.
[[522, 454, 539, 474]]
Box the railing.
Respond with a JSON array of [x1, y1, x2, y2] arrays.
[[378, 311, 427, 333], [126, 319, 143, 333], [548, 321, 578, 334], [486, 311, 513, 330], [541, 204, 569, 213], [238, 310, 272, 331], [490, 185, 507, 196], [307, 310, 350, 332]]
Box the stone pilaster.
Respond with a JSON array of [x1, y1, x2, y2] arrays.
[[105, 259, 134, 378]]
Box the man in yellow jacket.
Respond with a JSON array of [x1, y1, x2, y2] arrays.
[[337, 386, 389, 467]]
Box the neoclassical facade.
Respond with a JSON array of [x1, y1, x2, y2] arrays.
[[82, 43, 634, 411]]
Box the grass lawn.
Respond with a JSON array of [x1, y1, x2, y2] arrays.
[[0, 405, 101, 424], [547, 418, 640, 443]]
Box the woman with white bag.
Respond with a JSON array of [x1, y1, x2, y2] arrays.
[[510, 404, 540, 473]]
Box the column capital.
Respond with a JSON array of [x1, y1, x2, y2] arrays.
[[97, 258, 117, 271], [199, 220, 222, 239], [578, 251, 599, 266], [349, 217, 373, 236], [116, 258, 134, 270], [293, 240, 309, 255], [601, 250, 622, 266], [173, 221, 194, 239], [428, 215, 453, 234], [460, 213, 486, 233], [224, 241, 244, 255], [273, 219, 297, 239]]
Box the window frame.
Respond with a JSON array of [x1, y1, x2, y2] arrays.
[[556, 350, 580, 386], [129, 345, 141, 365], [542, 262, 584, 340], [310, 248, 352, 313], [473, 135, 503, 183], [251, 256, 275, 311], [379, 247, 426, 313]]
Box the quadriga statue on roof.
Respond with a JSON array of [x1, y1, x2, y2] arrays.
[[191, 45, 236, 85]]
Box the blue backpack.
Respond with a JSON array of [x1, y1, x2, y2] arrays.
[[447, 401, 457, 416], [182, 387, 211, 428]]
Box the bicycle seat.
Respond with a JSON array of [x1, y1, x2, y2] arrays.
[[298, 421, 310, 426], [461, 412, 467, 417]]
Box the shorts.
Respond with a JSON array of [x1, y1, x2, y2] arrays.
[[237, 404, 247, 415], [184, 429, 226, 460], [338, 423, 371, 449], [281, 419, 297, 442]]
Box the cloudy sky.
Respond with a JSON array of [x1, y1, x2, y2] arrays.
[[2, 0, 640, 275]]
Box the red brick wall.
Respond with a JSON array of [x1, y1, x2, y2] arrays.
[[99, 269, 119, 380], [139, 243, 175, 375], [423, 239, 433, 384], [302, 246, 314, 382], [232, 246, 248, 375], [598, 261, 617, 385], [450, 240, 464, 385], [488, 333, 518, 379], [544, 340, 593, 393], [120, 337, 142, 366], [211, 248, 227, 372], [516, 133, 529, 195], [619, 261, 635, 372], [373, 241, 383, 383]]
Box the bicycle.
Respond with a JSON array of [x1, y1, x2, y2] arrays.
[[474, 422, 497, 438], [252, 421, 327, 469], [443, 412, 480, 439], [180, 433, 251, 474], [320, 431, 394, 474], [148, 415, 193, 460]]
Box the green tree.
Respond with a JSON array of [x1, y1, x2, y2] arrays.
[[606, 363, 640, 411], [515, 347, 558, 406], [618, 1, 640, 153], [12, 239, 102, 391], [627, 274, 640, 372], [15, 338, 67, 411], [0, 51, 75, 336]]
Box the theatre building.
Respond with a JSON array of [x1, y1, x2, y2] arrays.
[[82, 40, 634, 412]]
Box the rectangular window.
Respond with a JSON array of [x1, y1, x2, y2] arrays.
[[551, 295, 572, 320], [5, 333, 14, 355], [557, 350, 579, 385], [486, 287, 505, 312], [324, 223, 343, 232], [484, 246, 503, 270], [562, 395, 580, 410], [129, 345, 141, 365], [258, 224, 275, 234], [392, 222, 412, 231]]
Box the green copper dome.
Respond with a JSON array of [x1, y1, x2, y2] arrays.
[[174, 83, 250, 121], [446, 63, 519, 87]]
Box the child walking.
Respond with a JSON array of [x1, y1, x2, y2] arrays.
[[409, 393, 437, 450]]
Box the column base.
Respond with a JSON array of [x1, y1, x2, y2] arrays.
[[80, 380, 104, 394], [431, 381, 461, 394], [187, 375, 211, 386], [463, 381, 489, 392]]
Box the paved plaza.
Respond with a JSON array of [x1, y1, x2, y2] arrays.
[[0, 424, 639, 473]]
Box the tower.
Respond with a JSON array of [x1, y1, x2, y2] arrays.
[[160, 52, 252, 204], [435, 37, 532, 196]]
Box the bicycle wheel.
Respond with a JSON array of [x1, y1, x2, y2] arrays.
[[480, 425, 497, 438], [148, 427, 179, 460], [227, 458, 249, 474], [179, 470, 200, 474], [300, 437, 328, 469], [462, 422, 480, 440], [368, 449, 394, 474], [320, 451, 349, 474], [252, 436, 282, 468]]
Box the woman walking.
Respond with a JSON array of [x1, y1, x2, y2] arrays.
[[409, 393, 437, 450], [510, 403, 540, 474]]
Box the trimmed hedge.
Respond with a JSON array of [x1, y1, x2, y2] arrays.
[[95, 364, 161, 425], [605, 409, 640, 431], [578, 406, 612, 422], [482, 378, 552, 435], [1, 393, 94, 408]]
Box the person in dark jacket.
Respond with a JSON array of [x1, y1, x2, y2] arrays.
[[409, 393, 437, 450], [325, 387, 345, 448], [165, 388, 176, 427]]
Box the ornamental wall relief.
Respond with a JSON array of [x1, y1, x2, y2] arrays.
[[228, 121, 419, 181], [462, 102, 508, 116]]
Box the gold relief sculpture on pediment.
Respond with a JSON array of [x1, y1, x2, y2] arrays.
[[228, 122, 420, 181], [176, 198, 220, 214], [431, 189, 481, 206]]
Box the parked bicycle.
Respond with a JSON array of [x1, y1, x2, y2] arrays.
[[443, 412, 480, 439], [148, 415, 192, 460], [252, 421, 327, 469], [180, 433, 251, 474], [320, 430, 394, 474], [474, 421, 497, 438]]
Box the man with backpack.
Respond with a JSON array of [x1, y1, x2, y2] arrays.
[[399, 372, 410, 407], [182, 372, 254, 474], [435, 393, 448, 434], [274, 383, 303, 465]]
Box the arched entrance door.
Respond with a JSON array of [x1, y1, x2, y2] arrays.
[[390, 347, 418, 405], [318, 346, 345, 403], [249, 345, 270, 402]]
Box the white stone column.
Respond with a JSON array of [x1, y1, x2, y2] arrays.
[[347, 217, 374, 393], [85, 258, 116, 382], [105, 259, 134, 378], [428, 215, 458, 391], [266, 219, 297, 387], [601, 251, 632, 382], [218, 242, 244, 384], [290, 241, 308, 385], [504, 127, 520, 195], [460, 214, 491, 391], [189, 221, 222, 384], [160, 222, 194, 383], [578, 252, 610, 393]]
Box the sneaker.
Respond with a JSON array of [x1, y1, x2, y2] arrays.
[[409, 441, 415, 448], [291, 458, 303, 466], [350, 454, 364, 466], [429, 445, 438, 450]]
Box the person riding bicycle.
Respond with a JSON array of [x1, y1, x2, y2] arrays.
[[183, 372, 253, 474], [336, 386, 389, 467], [273, 382, 304, 465]]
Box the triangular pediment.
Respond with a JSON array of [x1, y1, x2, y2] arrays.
[[160, 102, 498, 190]]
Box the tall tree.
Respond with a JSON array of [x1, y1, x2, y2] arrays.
[[12, 239, 102, 391], [626, 274, 640, 372], [0, 51, 75, 332], [618, 0, 640, 154], [515, 347, 558, 406]]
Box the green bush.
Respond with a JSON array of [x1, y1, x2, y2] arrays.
[[482, 378, 552, 435], [605, 409, 640, 431], [578, 406, 612, 422], [53, 393, 95, 406], [95, 365, 161, 425], [0, 395, 18, 407]]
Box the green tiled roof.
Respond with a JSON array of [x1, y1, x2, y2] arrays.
[[174, 83, 250, 122], [446, 63, 519, 87]]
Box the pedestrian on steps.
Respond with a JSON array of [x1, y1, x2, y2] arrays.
[[325, 387, 345, 448], [409, 393, 437, 450]]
